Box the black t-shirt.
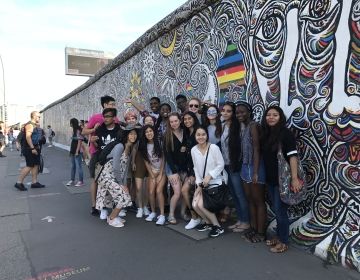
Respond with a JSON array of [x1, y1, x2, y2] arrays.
[[95, 123, 121, 151], [262, 128, 297, 185]]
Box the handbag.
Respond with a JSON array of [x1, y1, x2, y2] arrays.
[[277, 145, 307, 205], [201, 145, 231, 212]]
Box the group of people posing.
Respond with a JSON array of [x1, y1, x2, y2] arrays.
[[68, 94, 303, 254]]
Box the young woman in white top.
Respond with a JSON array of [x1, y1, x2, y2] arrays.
[[139, 125, 166, 225], [191, 126, 226, 237]]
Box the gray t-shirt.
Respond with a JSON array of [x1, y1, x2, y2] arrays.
[[207, 124, 220, 145], [221, 125, 230, 165]]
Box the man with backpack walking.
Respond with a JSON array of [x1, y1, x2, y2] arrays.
[[14, 111, 45, 191]]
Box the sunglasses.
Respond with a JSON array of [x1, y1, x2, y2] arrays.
[[189, 104, 199, 108], [104, 115, 115, 118]]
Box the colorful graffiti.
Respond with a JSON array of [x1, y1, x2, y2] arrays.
[[42, 0, 360, 270]]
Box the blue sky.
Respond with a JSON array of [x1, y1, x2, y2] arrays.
[[0, 0, 187, 107]]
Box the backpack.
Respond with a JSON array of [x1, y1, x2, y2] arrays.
[[51, 130, 55, 137]]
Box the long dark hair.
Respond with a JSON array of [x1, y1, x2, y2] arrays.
[[223, 102, 241, 171], [203, 105, 222, 138], [70, 118, 80, 136], [260, 105, 287, 152], [139, 125, 162, 162], [182, 111, 200, 137], [120, 128, 138, 145]]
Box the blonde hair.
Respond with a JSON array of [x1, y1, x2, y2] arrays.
[[164, 112, 182, 152]]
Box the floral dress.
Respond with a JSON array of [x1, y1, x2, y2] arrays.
[[95, 153, 132, 210]]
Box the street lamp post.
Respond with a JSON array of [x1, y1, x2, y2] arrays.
[[0, 55, 6, 125]]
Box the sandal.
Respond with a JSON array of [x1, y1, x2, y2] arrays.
[[242, 228, 256, 241], [247, 233, 265, 243], [228, 223, 241, 230], [232, 223, 250, 233], [270, 243, 288, 253], [265, 238, 279, 246], [167, 216, 177, 225]]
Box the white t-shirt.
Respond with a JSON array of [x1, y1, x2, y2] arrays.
[[147, 143, 162, 170]]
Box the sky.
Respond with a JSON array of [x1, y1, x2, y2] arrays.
[[0, 0, 188, 108]]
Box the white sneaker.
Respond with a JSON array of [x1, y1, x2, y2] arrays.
[[100, 209, 108, 220], [107, 217, 124, 228], [136, 208, 143, 218], [156, 215, 166, 226], [48, 145, 53, 147], [118, 209, 127, 217], [185, 218, 201, 230], [75, 181, 84, 187], [143, 206, 151, 216], [66, 180, 74, 186], [145, 212, 156, 222]]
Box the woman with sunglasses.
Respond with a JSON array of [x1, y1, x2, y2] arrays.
[[203, 104, 230, 222], [182, 111, 201, 229], [221, 102, 250, 232], [203, 105, 222, 145], [188, 97, 203, 124], [164, 112, 188, 224]]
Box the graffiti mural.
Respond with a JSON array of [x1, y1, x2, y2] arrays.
[[42, 0, 360, 270]]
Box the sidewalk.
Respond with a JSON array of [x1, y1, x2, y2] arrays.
[[0, 146, 358, 280]]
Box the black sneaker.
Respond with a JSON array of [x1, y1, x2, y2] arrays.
[[31, 182, 45, 188], [196, 223, 212, 232], [209, 225, 225, 237], [91, 207, 100, 216], [14, 183, 27, 191]]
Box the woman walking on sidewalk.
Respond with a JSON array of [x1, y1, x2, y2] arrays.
[[66, 118, 84, 187]]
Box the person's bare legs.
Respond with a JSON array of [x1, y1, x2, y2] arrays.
[[31, 166, 39, 183], [147, 178, 156, 213], [156, 176, 166, 216], [17, 166, 32, 183], [181, 179, 197, 219], [135, 178, 144, 209]]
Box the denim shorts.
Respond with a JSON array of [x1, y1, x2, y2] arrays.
[[240, 162, 266, 184]]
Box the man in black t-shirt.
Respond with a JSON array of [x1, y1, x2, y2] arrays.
[[95, 108, 121, 152]]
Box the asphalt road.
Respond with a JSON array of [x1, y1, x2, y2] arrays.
[[0, 146, 358, 280]]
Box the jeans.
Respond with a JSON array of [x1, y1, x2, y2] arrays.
[[70, 154, 83, 182], [225, 165, 249, 224], [267, 184, 289, 244]]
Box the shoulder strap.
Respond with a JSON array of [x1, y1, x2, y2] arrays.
[[202, 144, 211, 179]]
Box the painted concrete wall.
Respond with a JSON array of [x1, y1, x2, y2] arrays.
[[42, 0, 360, 270]]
